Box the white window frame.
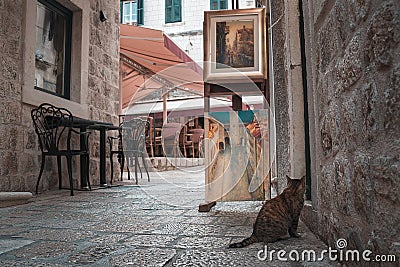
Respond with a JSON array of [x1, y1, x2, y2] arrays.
[[22, 0, 90, 117], [122, 0, 138, 25]]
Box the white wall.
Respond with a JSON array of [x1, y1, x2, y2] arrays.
[[142, 1, 232, 63]]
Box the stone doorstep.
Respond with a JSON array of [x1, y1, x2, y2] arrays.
[[0, 192, 33, 208]]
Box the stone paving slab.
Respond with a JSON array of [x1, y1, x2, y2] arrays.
[[0, 166, 337, 266]]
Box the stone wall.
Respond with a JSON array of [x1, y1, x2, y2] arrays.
[[0, 0, 121, 192], [301, 0, 400, 258], [87, 0, 121, 185], [268, 0, 399, 258], [0, 0, 30, 192]]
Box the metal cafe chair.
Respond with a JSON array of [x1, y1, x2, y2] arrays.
[[107, 121, 130, 184], [189, 128, 205, 157], [182, 125, 195, 158], [31, 103, 91, 196], [122, 118, 150, 184], [161, 122, 182, 158]]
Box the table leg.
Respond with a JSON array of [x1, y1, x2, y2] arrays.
[[80, 126, 90, 190], [99, 128, 107, 187]]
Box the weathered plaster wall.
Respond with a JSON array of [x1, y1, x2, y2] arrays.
[[301, 0, 400, 258], [0, 0, 120, 192], [268, 0, 291, 192]]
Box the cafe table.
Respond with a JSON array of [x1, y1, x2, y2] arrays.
[[67, 117, 120, 189]]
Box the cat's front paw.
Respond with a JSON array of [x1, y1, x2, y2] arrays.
[[289, 230, 302, 238], [292, 232, 301, 238]]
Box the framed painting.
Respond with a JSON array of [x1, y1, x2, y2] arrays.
[[204, 8, 267, 82]]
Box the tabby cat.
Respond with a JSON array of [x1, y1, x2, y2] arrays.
[[229, 175, 306, 248]]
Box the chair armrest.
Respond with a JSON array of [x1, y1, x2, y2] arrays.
[[67, 128, 91, 151], [70, 128, 91, 136]]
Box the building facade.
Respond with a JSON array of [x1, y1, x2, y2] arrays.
[[120, 0, 233, 63], [0, 0, 121, 192]]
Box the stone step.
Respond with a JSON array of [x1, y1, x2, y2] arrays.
[[0, 192, 33, 208]]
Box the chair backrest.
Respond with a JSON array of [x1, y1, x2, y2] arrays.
[[161, 123, 182, 157], [31, 103, 73, 153], [146, 116, 154, 140], [161, 123, 182, 142], [189, 129, 204, 143], [122, 118, 148, 153]]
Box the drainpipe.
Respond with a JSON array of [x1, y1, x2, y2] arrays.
[[299, 0, 311, 200]]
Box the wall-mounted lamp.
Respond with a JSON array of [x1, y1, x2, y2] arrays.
[[100, 10, 108, 22]]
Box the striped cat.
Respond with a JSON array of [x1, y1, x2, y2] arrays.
[[229, 175, 306, 248]]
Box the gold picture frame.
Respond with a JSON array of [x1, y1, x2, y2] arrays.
[[203, 8, 267, 82]]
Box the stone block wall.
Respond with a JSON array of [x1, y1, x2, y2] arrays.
[[87, 0, 121, 185], [268, 0, 399, 259], [301, 0, 400, 258], [0, 0, 121, 193], [0, 0, 33, 192]]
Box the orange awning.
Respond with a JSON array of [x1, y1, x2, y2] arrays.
[[120, 25, 203, 109]]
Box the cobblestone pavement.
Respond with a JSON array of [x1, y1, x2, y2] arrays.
[[0, 166, 335, 266]]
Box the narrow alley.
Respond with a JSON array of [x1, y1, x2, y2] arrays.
[[0, 167, 332, 266]]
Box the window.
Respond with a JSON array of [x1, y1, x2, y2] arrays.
[[165, 0, 182, 23], [121, 0, 143, 25], [35, 0, 72, 99], [210, 0, 228, 10]]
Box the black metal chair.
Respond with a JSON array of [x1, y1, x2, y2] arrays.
[[122, 118, 150, 184], [108, 122, 130, 184], [31, 103, 91, 196]]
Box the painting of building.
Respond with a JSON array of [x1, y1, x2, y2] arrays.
[[216, 20, 254, 68]]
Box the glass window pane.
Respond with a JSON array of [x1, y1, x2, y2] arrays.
[[123, 15, 131, 24], [220, 0, 227, 9], [173, 5, 181, 21], [166, 7, 172, 22], [132, 2, 137, 23], [35, 1, 68, 96], [211, 0, 218, 10], [123, 2, 131, 15]]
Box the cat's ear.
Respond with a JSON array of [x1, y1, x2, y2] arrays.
[[286, 175, 291, 183]]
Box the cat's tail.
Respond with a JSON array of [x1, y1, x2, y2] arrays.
[[229, 234, 258, 248]]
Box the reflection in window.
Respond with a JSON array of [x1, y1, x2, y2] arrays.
[[165, 0, 182, 23], [35, 0, 71, 99]]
